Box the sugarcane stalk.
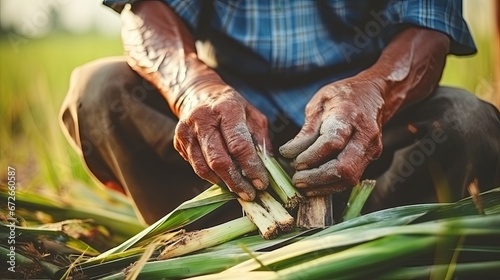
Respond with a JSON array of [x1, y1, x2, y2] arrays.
[[238, 198, 280, 239], [257, 146, 304, 209], [257, 191, 295, 232], [158, 217, 257, 260], [297, 180, 376, 228], [343, 180, 376, 221], [296, 195, 334, 229]]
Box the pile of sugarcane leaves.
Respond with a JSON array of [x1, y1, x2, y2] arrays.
[[1, 178, 500, 280]]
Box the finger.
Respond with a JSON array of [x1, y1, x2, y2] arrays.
[[245, 106, 271, 145], [333, 131, 382, 185], [292, 159, 343, 188], [302, 181, 350, 196], [220, 117, 269, 190], [293, 121, 382, 189], [185, 139, 222, 184], [197, 125, 256, 201], [279, 110, 322, 159], [173, 122, 190, 161], [174, 122, 221, 184], [295, 118, 352, 170], [246, 108, 274, 156]]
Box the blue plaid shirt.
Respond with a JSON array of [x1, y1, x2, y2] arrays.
[[104, 0, 475, 125]]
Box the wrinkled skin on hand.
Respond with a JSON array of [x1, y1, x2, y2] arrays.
[[279, 27, 450, 196], [121, 0, 449, 202], [174, 84, 271, 201], [122, 2, 273, 201], [280, 77, 385, 196]]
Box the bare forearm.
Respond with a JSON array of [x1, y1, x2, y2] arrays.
[[120, 1, 226, 116], [120, 1, 271, 199], [361, 26, 450, 124]]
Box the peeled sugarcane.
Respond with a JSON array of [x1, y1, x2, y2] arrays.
[[160, 147, 310, 259], [256, 146, 305, 209], [239, 189, 295, 239], [296, 195, 334, 229], [156, 151, 302, 259], [297, 180, 377, 228], [257, 191, 294, 232], [158, 217, 257, 259], [257, 145, 333, 229], [238, 198, 280, 239], [206, 145, 301, 239], [158, 191, 295, 259]]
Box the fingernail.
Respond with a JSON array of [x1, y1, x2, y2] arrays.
[[296, 163, 307, 170], [237, 191, 252, 201], [295, 182, 306, 188], [252, 179, 265, 190]]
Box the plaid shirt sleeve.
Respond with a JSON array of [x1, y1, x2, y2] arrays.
[[389, 0, 476, 55], [154, 0, 477, 66], [102, 0, 477, 126]]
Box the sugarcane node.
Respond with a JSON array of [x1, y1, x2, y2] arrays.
[[286, 195, 306, 209]]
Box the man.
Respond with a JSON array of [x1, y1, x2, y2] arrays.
[[61, 0, 500, 225]]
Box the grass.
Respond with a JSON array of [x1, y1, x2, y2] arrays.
[[441, 36, 497, 102], [0, 33, 133, 217], [0, 33, 144, 254]]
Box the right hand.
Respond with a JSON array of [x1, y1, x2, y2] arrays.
[[174, 84, 271, 201]]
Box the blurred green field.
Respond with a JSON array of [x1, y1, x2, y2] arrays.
[[0, 34, 125, 209], [0, 32, 497, 209]]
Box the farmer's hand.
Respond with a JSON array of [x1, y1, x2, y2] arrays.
[[279, 76, 385, 196], [279, 27, 450, 196], [174, 83, 271, 201]]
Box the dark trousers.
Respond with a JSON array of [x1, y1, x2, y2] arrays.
[[60, 57, 500, 225]]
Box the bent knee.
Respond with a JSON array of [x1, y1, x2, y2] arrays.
[[60, 57, 148, 145], [66, 57, 162, 123], [432, 87, 499, 137], [71, 57, 145, 105]]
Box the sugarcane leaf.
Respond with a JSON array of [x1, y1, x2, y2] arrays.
[[186, 271, 279, 280], [0, 245, 36, 266], [54, 251, 144, 280], [313, 188, 500, 239], [190, 236, 436, 280], [0, 223, 100, 256], [177, 192, 235, 210], [311, 204, 440, 238], [412, 187, 500, 223], [92, 184, 235, 260], [0, 189, 145, 240], [143, 185, 235, 237], [275, 235, 437, 280], [0, 245, 52, 279], [223, 213, 500, 273], [216, 213, 500, 279], [113, 253, 254, 280], [201, 228, 311, 254], [377, 260, 500, 279]]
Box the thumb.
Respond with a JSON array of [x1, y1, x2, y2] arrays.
[[279, 115, 321, 159]]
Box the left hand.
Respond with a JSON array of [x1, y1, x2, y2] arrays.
[[279, 76, 385, 196]]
